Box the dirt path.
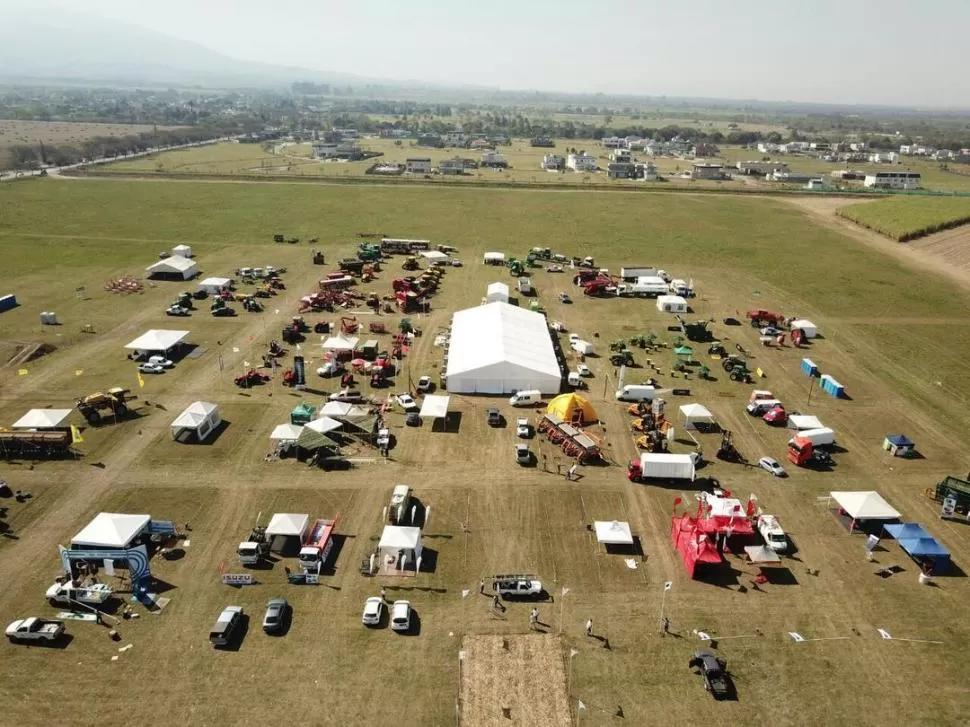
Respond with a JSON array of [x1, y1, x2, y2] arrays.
[[783, 196, 970, 292]]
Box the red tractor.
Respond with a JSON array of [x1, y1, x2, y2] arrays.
[[746, 309, 785, 328], [234, 369, 270, 387], [583, 276, 615, 297]]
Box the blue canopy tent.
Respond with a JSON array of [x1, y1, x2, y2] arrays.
[[898, 537, 951, 573], [883, 523, 932, 541]]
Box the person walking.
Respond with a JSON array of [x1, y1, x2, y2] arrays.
[[530, 608, 539, 630], [585, 618, 593, 637], [479, 578, 486, 595], [492, 594, 505, 613]]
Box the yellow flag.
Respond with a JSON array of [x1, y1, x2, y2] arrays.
[[70, 425, 84, 444], [137, 372, 146, 389], [75, 369, 84, 376], [17, 368, 28, 376]]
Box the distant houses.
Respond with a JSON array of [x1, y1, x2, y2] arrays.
[[541, 154, 566, 170], [531, 137, 556, 148], [405, 157, 433, 174], [566, 153, 598, 172]]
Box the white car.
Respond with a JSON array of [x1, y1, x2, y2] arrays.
[[395, 393, 418, 411], [757, 515, 788, 552], [137, 362, 164, 374], [516, 418, 531, 438], [416, 376, 432, 393], [758, 456, 787, 477], [362, 597, 384, 626], [148, 355, 174, 368], [577, 364, 591, 377], [568, 333, 581, 345], [390, 600, 412, 632]]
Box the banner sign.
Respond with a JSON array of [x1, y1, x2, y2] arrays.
[[221, 573, 254, 586]]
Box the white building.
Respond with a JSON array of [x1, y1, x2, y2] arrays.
[[601, 137, 624, 149], [642, 162, 659, 181], [868, 152, 899, 164], [567, 153, 598, 172], [444, 302, 561, 394], [864, 171, 921, 190], [480, 150, 507, 167], [610, 149, 633, 163], [405, 157, 432, 173], [757, 142, 780, 154], [541, 154, 565, 170]]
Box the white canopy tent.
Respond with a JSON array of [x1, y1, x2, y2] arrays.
[[322, 335, 359, 352], [171, 244, 193, 258], [594, 520, 634, 545], [146, 256, 198, 280], [125, 329, 189, 355], [198, 277, 232, 295], [378, 525, 423, 570], [483, 252, 506, 264], [12, 408, 72, 430], [679, 403, 716, 430], [72, 513, 150, 549], [445, 302, 561, 394], [420, 395, 450, 419], [830, 491, 901, 520], [788, 414, 823, 431], [420, 250, 449, 263], [265, 513, 309, 554], [744, 545, 781, 564], [485, 282, 510, 304], [305, 417, 343, 434], [656, 295, 688, 313], [171, 401, 221, 442], [320, 402, 372, 418], [270, 423, 304, 441]]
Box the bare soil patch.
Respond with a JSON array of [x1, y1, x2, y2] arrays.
[[461, 634, 571, 727]]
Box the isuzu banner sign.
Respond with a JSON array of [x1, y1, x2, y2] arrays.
[[222, 573, 254, 586]]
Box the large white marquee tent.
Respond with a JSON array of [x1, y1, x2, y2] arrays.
[[445, 302, 561, 394], [146, 256, 198, 280], [125, 330, 190, 355], [72, 513, 151, 549]]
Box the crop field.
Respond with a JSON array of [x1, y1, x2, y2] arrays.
[[0, 120, 177, 168], [1, 178, 970, 725], [837, 196, 970, 240]]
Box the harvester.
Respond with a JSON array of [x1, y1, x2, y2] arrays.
[[675, 315, 713, 343], [76, 387, 136, 426]]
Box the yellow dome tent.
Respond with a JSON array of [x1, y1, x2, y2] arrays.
[[546, 393, 598, 425]]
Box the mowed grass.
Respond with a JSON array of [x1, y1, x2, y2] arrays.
[[1, 179, 970, 725], [838, 196, 970, 240]]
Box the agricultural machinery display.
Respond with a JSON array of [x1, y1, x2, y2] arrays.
[[75, 387, 135, 426]]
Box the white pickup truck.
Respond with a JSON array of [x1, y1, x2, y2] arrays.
[[46, 581, 112, 607], [492, 575, 543, 599], [757, 515, 788, 552], [6, 617, 65, 643]]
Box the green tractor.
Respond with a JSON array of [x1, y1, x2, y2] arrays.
[[629, 334, 648, 348], [708, 342, 728, 358], [721, 355, 751, 383], [698, 364, 712, 380], [508, 258, 525, 276], [358, 244, 382, 262], [610, 349, 635, 366], [609, 339, 628, 352]]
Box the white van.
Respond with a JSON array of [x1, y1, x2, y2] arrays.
[[745, 398, 782, 416], [669, 279, 690, 296], [571, 340, 593, 355], [509, 389, 542, 407], [615, 385, 657, 402]]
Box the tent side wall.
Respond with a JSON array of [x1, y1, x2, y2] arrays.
[[446, 361, 561, 395]]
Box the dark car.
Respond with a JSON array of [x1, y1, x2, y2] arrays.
[[487, 409, 502, 427], [406, 412, 421, 427], [262, 598, 289, 634], [689, 649, 730, 699]]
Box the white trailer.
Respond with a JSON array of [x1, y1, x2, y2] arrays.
[[628, 453, 696, 481], [615, 278, 668, 298], [793, 427, 835, 447]]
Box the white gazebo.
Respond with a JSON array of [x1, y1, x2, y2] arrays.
[[146, 256, 198, 280], [170, 401, 221, 443], [72, 513, 151, 549], [322, 335, 359, 352], [198, 277, 232, 295], [483, 252, 506, 265], [419, 394, 450, 428], [485, 282, 510, 304], [305, 417, 343, 434], [171, 244, 193, 258], [679, 403, 716, 430], [265, 513, 309, 553], [420, 250, 449, 263], [830, 491, 901, 521], [656, 295, 688, 313], [270, 423, 304, 442], [125, 329, 190, 356], [378, 525, 423, 572], [594, 520, 634, 546], [12, 408, 72, 430]]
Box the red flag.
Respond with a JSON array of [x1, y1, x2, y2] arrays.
[[746, 499, 756, 517], [723, 490, 732, 498], [673, 497, 683, 507]]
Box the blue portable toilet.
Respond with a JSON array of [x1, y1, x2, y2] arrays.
[[0, 294, 17, 313], [801, 358, 818, 377]]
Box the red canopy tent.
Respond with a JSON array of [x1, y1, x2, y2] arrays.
[[670, 513, 722, 577], [692, 493, 755, 537]]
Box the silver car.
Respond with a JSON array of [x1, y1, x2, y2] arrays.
[[262, 598, 288, 634]]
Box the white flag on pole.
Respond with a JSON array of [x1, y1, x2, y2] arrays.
[[461, 589, 470, 598], [664, 581, 672, 591], [877, 628, 892, 640], [561, 586, 570, 597], [577, 700, 587, 711], [569, 648, 579, 658], [458, 649, 467, 661]]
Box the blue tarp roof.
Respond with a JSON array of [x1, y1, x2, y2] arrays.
[[898, 537, 951, 559], [886, 434, 914, 446], [884, 522, 932, 540]]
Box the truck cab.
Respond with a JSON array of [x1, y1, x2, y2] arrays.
[[757, 515, 788, 552], [237, 540, 269, 566]]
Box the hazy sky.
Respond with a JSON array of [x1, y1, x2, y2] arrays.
[[22, 0, 970, 106]]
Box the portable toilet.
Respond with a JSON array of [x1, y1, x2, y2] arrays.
[[800, 358, 818, 377], [362, 340, 379, 362], [0, 294, 17, 313], [291, 402, 316, 425]]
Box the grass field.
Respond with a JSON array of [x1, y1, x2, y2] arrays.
[[1, 178, 970, 725], [0, 120, 179, 168], [837, 196, 970, 240]]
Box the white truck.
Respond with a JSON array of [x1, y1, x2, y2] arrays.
[[793, 427, 835, 448], [628, 453, 697, 482], [237, 524, 270, 567], [669, 278, 691, 296], [492, 574, 543, 599], [757, 515, 788, 552], [46, 581, 112, 607], [615, 277, 669, 298], [6, 617, 65, 643]]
